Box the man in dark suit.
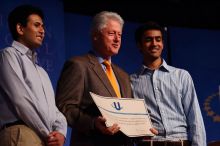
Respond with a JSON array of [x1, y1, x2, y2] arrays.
[[56, 11, 133, 146]]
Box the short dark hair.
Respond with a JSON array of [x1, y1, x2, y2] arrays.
[[8, 5, 44, 40], [135, 21, 164, 44]]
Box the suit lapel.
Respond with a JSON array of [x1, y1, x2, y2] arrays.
[[87, 54, 117, 97]]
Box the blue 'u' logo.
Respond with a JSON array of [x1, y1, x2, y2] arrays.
[[112, 102, 123, 110]]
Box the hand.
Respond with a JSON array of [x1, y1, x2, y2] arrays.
[[94, 116, 120, 135], [141, 128, 158, 141], [47, 131, 65, 146], [150, 128, 158, 135]]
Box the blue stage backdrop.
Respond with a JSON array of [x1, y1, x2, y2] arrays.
[[1, 1, 220, 145]]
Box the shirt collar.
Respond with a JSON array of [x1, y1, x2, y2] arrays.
[[139, 59, 173, 75], [12, 41, 38, 64], [90, 50, 111, 64]]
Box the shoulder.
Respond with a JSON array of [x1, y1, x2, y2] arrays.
[[112, 63, 129, 77], [0, 46, 17, 57], [130, 72, 138, 80], [0, 47, 22, 64], [64, 54, 91, 67], [68, 54, 89, 63], [170, 66, 191, 77], [60, 54, 94, 74], [130, 66, 142, 80], [167, 65, 193, 83]]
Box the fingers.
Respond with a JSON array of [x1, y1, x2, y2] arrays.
[[94, 116, 106, 132], [150, 127, 158, 135], [107, 123, 120, 135], [47, 136, 58, 146], [94, 116, 120, 135], [48, 135, 56, 143], [97, 116, 106, 122], [47, 131, 65, 146]]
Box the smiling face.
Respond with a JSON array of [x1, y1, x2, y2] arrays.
[[93, 19, 122, 59], [17, 14, 45, 49], [138, 29, 163, 62]]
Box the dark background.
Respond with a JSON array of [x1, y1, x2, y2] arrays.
[[64, 0, 220, 29]]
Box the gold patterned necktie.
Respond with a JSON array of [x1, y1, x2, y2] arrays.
[[103, 60, 121, 98]]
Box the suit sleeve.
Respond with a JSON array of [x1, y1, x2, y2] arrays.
[[56, 59, 95, 134]]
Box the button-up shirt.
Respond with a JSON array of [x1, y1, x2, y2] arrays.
[[0, 41, 67, 138], [130, 60, 206, 146]]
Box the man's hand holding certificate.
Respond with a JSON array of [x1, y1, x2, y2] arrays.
[[90, 92, 154, 137]]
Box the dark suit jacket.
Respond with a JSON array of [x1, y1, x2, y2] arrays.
[[56, 53, 133, 146]]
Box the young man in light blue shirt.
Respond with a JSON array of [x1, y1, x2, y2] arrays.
[[0, 5, 67, 146], [130, 21, 206, 146]]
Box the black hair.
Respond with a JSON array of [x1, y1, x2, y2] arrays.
[[135, 21, 164, 44], [8, 4, 44, 40]]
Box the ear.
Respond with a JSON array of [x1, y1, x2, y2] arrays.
[[16, 23, 24, 35]]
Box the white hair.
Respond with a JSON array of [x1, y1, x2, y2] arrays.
[[91, 11, 124, 34]]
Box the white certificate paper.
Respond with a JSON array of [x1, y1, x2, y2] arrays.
[[90, 92, 154, 137]]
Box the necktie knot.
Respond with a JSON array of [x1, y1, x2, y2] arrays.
[[103, 60, 111, 69]]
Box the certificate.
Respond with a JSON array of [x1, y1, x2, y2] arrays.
[[90, 92, 154, 137]]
